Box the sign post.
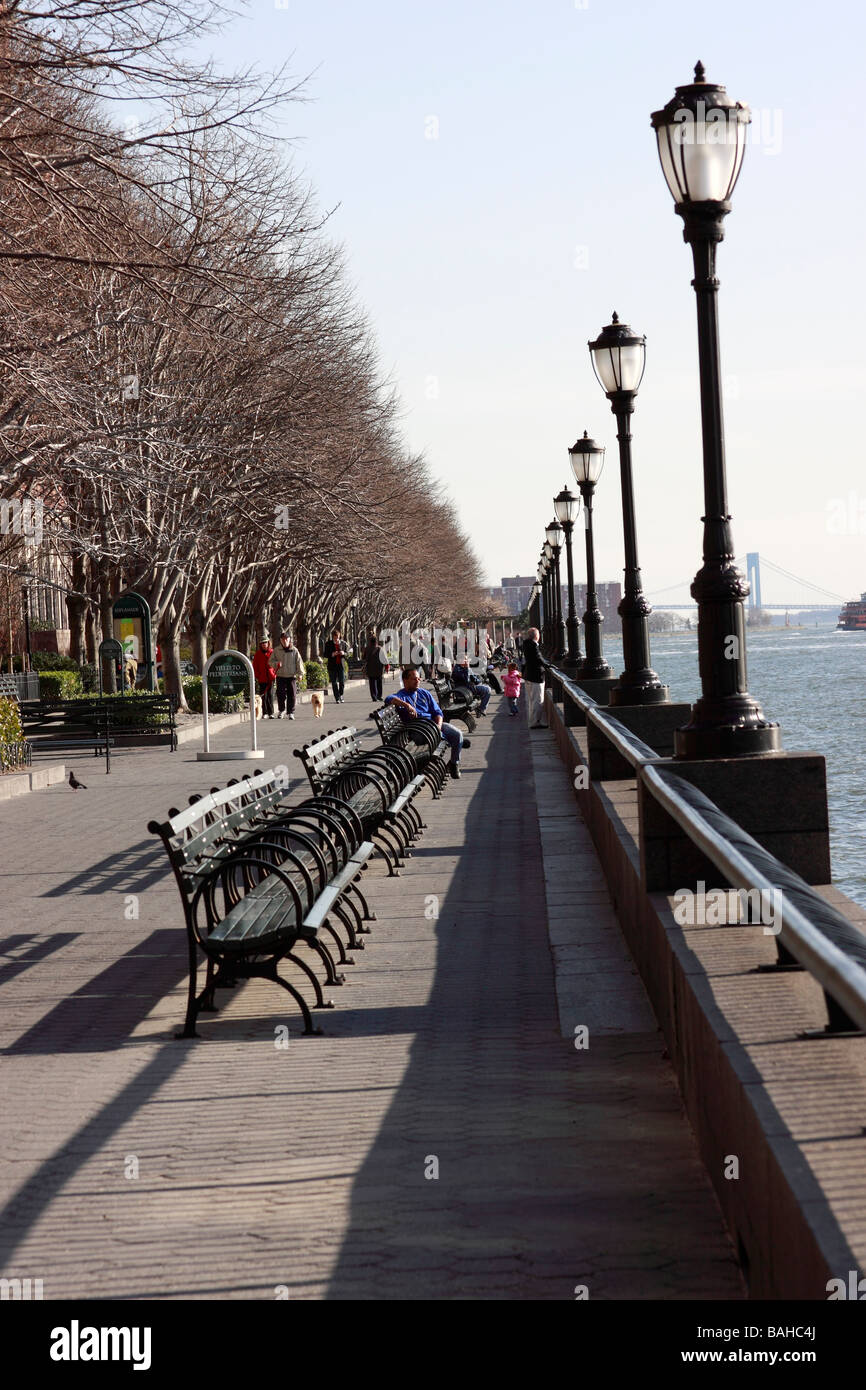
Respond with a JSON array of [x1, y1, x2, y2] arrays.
[[97, 638, 125, 696], [198, 649, 262, 762]]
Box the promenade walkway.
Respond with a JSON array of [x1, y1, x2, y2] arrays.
[[0, 679, 743, 1299]]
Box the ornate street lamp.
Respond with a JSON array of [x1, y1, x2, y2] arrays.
[[568, 431, 614, 680], [589, 312, 669, 706], [545, 520, 567, 660], [651, 63, 779, 756], [542, 544, 554, 654], [554, 486, 582, 670]]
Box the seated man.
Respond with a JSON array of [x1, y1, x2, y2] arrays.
[[452, 656, 491, 715], [384, 666, 470, 780]]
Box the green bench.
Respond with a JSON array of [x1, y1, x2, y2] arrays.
[[430, 677, 478, 732], [23, 694, 178, 772], [149, 768, 376, 1037], [294, 726, 428, 876], [372, 703, 449, 797]]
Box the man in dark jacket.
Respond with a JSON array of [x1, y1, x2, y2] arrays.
[[323, 628, 348, 703], [364, 630, 384, 701], [522, 627, 547, 728], [452, 657, 491, 715]]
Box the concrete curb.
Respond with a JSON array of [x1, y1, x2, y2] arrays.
[[0, 762, 66, 802]]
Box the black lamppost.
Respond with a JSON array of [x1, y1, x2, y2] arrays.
[[568, 432, 614, 680], [542, 545, 554, 653], [651, 64, 779, 756], [589, 312, 669, 706], [545, 521, 567, 660], [535, 563, 544, 647], [553, 486, 581, 670]]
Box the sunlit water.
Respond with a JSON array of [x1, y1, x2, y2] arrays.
[[593, 622, 866, 909]]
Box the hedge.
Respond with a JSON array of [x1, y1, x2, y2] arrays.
[[38, 670, 83, 699], [182, 676, 245, 714]]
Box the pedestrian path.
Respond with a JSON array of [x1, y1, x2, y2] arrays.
[[0, 680, 743, 1299]]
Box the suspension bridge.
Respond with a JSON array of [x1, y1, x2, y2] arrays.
[[646, 553, 845, 613]]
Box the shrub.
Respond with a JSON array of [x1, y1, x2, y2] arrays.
[[39, 670, 83, 699], [81, 663, 98, 693], [0, 695, 28, 772], [0, 695, 23, 743], [182, 676, 245, 714], [303, 660, 328, 690], [31, 652, 80, 671]]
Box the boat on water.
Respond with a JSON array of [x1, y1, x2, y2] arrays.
[[837, 593, 866, 631]]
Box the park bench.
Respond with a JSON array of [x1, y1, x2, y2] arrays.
[[22, 693, 178, 772], [430, 677, 478, 732], [294, 725, 428, 875], [372, 703, 449, 797], [149, 768, 377, 1037]]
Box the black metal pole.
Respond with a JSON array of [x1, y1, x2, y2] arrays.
[[578, 482, 614, 679], [673, 223, 780, 756], [21, 587, 32, 673], [607, 393, 669, 706], [562, 523, 582, 669], [553, 546, 567, 660]]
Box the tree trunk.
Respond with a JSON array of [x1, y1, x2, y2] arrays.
[[159, 609, 188, 711], [211, 613, 230, 655], [295, 613, 310, 661], [188, 606, 208, 674], [236, 614, 252, 660], [66, 555, 88, 665]]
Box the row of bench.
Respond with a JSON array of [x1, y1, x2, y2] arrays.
[[150, 707, 455, 1037]]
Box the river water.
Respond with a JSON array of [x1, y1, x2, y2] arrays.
[[590, 622, 866, 909]]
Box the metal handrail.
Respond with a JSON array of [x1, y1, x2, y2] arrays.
[[543, 658, 660, 769], [644, 764, 866, 1033], [543, 658, 866, 1032]]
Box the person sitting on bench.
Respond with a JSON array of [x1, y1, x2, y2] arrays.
[[384, 665, 469, 780], [452, 656, 492, 716]]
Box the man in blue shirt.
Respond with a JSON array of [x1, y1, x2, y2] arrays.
[[384, 666, 470, 779]]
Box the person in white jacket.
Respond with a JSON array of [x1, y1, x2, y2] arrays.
[[272, 632, 304, 718]]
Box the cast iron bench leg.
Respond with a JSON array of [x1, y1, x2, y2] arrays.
[[271, 962, 323, 1036]]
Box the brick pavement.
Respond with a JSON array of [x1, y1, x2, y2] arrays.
[[0, 678, 743, 1299]]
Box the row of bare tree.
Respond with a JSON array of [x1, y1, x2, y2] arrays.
[[0, 0, 490, 701]]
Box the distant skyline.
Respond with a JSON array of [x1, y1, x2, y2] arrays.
[[188, 0, 866, 604]]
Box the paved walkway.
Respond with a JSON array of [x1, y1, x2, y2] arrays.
[[0, 680, 743, 1299]]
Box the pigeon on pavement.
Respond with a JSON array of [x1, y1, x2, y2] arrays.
[[68, 771, 88, 790]]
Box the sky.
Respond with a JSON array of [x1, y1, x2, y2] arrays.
[[187, 0, 866, 606]]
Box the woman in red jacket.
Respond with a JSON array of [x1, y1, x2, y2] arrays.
[[252, 636, 277, 718]]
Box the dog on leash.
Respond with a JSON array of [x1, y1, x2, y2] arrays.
[[310, 690, 325, 718]]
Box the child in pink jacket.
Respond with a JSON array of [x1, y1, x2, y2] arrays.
[[503, 661, 522, 716]]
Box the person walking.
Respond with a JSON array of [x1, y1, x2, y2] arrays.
[[385, 666, 469, 779], [364, 630, 384, 702], [323, 628, 348, 703], [503, 660, 522, 716], [272, 631, 303, 719], [252, 635, 277, 719], [522, 626, 547, 728]]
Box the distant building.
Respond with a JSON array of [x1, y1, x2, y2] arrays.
[[500, 576, 535, 615], [560, 580, 623, 631]]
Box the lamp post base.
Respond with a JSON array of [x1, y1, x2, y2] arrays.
[[674, 720, 782, 760], [610, 680, 670, 707]]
